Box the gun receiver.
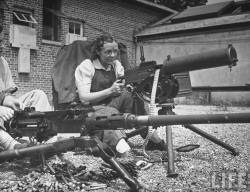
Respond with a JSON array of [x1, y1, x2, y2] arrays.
[[6, 106, 94, 142]]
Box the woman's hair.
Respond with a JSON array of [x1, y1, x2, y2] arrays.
[[91, 33, 117, 61]]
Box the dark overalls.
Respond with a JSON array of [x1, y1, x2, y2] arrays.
[[90, 65, 134, 151]]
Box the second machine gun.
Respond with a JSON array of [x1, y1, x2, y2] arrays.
[[2, 105, 142, 191]]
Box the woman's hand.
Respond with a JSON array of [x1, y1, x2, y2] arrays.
[[0, 106, 14, 121], [110, 80, 125, 96], [2, 95, 25, 111]]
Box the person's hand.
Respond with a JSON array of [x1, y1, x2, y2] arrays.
[[0, 106, 14, 121], [2, 95, 25, 110], [110, 80, 125, 96]]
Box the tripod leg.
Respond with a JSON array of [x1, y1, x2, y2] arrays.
[[158, 105, 178, 177], [184, 124, 239, 156], [166, 125, 178, 178], [93, 137, 142, 191]]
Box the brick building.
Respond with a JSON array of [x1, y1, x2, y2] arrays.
[[0, 0, 174, 102]]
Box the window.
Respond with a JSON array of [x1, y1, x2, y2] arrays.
[[13, 11, 37, 26], [69, 21, 84, 36], [65, 21, 86, 45], [42, 0, 61, 41]]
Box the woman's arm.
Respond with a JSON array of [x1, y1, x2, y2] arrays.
[[77, 84, 113, 104]]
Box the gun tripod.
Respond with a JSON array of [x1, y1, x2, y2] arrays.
[[126, 103, 240, 178]]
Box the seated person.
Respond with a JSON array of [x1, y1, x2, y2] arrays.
[[0, 38, 52, 150], [75, 33, 165, 156]]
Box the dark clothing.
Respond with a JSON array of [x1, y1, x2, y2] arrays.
[[91, 66, 116, 105], [108, 91, 134, 113], [90, 64, 135, 113]]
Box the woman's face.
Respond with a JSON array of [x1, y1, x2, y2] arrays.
[[98, 41, 119, 67]]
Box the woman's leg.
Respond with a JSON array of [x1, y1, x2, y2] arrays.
[[92, 105, 130, 154], [108, 91, 165, 149]]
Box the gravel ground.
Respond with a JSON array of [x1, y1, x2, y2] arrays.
[[0, 105, 250, 192]]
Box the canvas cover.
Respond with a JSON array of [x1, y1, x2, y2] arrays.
[[52, 40, 129, 109]]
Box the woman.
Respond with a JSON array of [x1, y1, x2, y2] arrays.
[[75, 33, 164, 156]]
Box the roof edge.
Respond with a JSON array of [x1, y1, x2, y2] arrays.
[[132, 0, 178, 14], [135, 13, 250, 38]]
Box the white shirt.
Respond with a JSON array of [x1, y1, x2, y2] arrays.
[[75, 59, 124, 94], [0, 56, 16, 92]]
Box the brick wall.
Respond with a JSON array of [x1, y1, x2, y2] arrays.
[[0, 0, 166, 103]]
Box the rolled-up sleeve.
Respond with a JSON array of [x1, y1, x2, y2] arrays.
[[75, 59, 95, 94]]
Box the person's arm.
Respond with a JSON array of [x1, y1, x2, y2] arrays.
[[0, 93, 14, 121], [75, 60, 123, 104], [0, 57, 23, 111], [0, 56, 16, 89]]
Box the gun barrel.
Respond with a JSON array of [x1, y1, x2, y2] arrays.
[[86, 112, 250, 131], [134, 112, 250, 126], [162, 45, 237, 75], [0, 139, 75, 163]]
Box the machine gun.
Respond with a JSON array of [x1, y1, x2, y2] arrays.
[[124, 44, 237, 103], [5, 104, 94, 142], [121, 44, 249, 177], [2, 106, 142, 191]]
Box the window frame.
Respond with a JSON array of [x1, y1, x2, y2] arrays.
[[13, 11, 37, 25], [68, 21, 84, 36]]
